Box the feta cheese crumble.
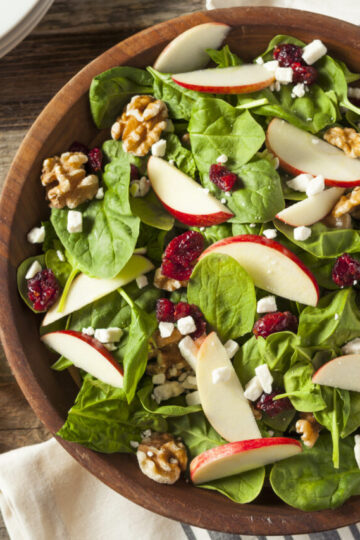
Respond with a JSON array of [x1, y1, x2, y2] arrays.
[[25, 260, 42, 280], [263, 229, 277, 240], [287, 173, 313, 192], [130, 176, 150, 198], [95, 187, 104, 199], [56, 250, 65, 262], [264, 60, 279, 72], [82, 327, 95, 336], [177, 316, 196, 335], [255, 56, 264, 65], [27, 226, 45, 244], [153, 381, 183, 403], [244, 375, 263, 401], [151, 139, 167, 157], [255, 364, 273, 394], [67, 210, 83, 233], [94, 327, 123, 343], [158, 321, 174, 339], [216, 154, 228, 164], [224, 339, 239, 359], [185, 390, 201, 406], [212, 366, 231, 384], [293, 226, 312, 241], [257, 295, 277, 313], [306, 175, 325, 197], [130, 441, 139, 449], [302, 39, 327, 65], [136, 275, 148, 289], [275, 67, 293, 84], [178, 336, 198, 370], [104, 343, 118, 351], [342, 338, 360, 355], [291, 82, 306, 98]]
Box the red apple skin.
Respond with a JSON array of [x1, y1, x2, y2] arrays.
[[266, 119, 360, 188], [190, 437, 302, 483], [200, 234, 320, 303], [157, 198, 233, 227], [171, 75, 275, 95], [41, 330, 124, 376]]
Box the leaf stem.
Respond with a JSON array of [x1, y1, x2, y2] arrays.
[[57, 267, 79, 313]]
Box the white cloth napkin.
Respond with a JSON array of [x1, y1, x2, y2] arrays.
[[0, 438, 187, 540]]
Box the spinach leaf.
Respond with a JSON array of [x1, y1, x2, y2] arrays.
[[282, 361, 326, 412], [137, 223, 168, 263], [262, 409, 295, 432], [192, 223, 232, 246], [89, 66, 153, 128], [317, 55, 360, 116], [119, 289, 158, 403], [138, 383, 201, 416], [130, 191, 174, 231], [298, 288, 360, 349], [341, 392, 360, 438], [148, 67, 204, 120], [165, 133, 197, 178], [17, 255, 46, 313], [51, 356, 72, 371], [232, 223, 262, 235], [45, 249, 72, 287], [169, 412, 265, 504], [270, 433, 360, 511], [57, 375, 166, 453], [188, 253, 256, 341], [51, 150, 140, 279], [206, 45, 242, 68]]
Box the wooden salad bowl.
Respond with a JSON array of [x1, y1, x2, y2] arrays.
[[1, 7, 360, 534]]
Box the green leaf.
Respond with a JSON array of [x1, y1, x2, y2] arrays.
[[17, 255, 46, 313], [282, 361, 326, 412], [138, 383, 201, 416], [188, 253, 256, 341], [44, 249, 72, 287], [130, 191, 174, 231], [206, 45, 243, 68], [270, 434, 360, 511], [89, 66, 153, 128], [51, 356, 73, 371], [136, 223, 168, 263], [165, 133, 197, 178], [191, 223, 232, 246], [341, 392, 360, 438]]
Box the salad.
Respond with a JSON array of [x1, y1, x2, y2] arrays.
[[17, 25, 360, 512]]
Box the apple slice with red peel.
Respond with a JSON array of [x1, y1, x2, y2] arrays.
[[200, 235, 319, 306], [312, 354, 360, 392], [267, 118, 360, 187], [196, 332, 261, 442], [153, 23, 230, 73], [42, 255, 153, 327], [41, 330, 124, 388], [147, 156, 233, 226], [190, 437, 302, 484], [172, 64, 275, 94], [276, 187, 345, 226]]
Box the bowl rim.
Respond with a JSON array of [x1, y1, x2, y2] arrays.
[[1, 6, 360, 535]]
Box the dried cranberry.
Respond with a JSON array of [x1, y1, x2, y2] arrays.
[[174, 302, 192, 320], [156, 298, 175, 322], [209, 164, 238, 192], [27, 269, 60, 312], [164, 231, 204, 266], [87, 147, 103, 173], [161, 259, 193, 281], [273, 44, 303, 67], [332, 253, 360, 287], [68, 141, 89, 154], [291, 62, 317, 85], [253, 311, 298, 339], [173, 302, 206, 338], [130, 164, 140, 180], [255, 390, 293, 418]]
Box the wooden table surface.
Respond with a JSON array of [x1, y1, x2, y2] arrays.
[[0, 1, 202, 536]]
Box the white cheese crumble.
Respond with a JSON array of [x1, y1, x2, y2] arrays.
[[177, 315, 196, 335], [151, 139, 167, 157], [255, 364, 273, 394], [348, 87, 360, 99], [257, 295, 277, 313], [82, 327, 95, 336], [302, 39, 327, 65], [56, 250, 65, 262], [182, 375, 197, 390], [255, 56, 264, 65], [178, 336, 198, 370], [130, 176, 150, 198], [293, 226, 312, 241], [249, 223, 256, 228], [244, 376, 263, 401], [342, 338, 360, 355], [152, 373, 166, 385], [185, 390, 201, 406], [291, 82, 306, 98], [212, 366, 231, 384], [158, 321, 174, 339], [104, 343, 118, 351], [286, 173, 313, 192], [275, 67, 293, 84], [216, 153, 228, 164], [130, 440, 139, 449], [221, 198, 226, 204], [153, 381, 184, 403], [94, 327, 123, 343], [67, 210, 83, 233], [168, 159, 175, 166], [264, 60, 279, 72], [306, 175, 325, 197], [95, 187, 104, 199], [224, 339, 239, 359], [27, 226, 45, 244], [136, 275, 148, 289], [354, 435, 360, 468], [25, 260, 42, 279], [263, 229, 277, 240]]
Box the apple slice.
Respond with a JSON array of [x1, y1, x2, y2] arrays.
[[276, 187, 345, 226], [190, 437, 302, 484], [153, 23, 230, 73], [196, 332, 261, 442], [267, 118, 360, 187], [172, 64, 275, 94], [42, 255, 153, 327], [41, 330, 124, 388], [200, 235, 319, 306], [312, 354, 360, 392], [147, 156, 233, 226]]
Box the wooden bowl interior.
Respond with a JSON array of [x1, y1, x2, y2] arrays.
[[1, 7, 360, 534]]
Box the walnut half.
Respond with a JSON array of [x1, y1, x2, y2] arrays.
[[324, 126, 360, 158], [331, 187, 360, 218], [295, 412, 321, 448], [136, 432, 187, 484]]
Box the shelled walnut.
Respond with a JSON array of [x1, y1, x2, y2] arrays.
[[147, 329, 191, 380], [331, 186, 360, 218], [295, 412, 321, 448], [136, 432, 187, 484], [41, 152, 98, 209], [324, 126, 360, 158], [111, 95, 168, 156]]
